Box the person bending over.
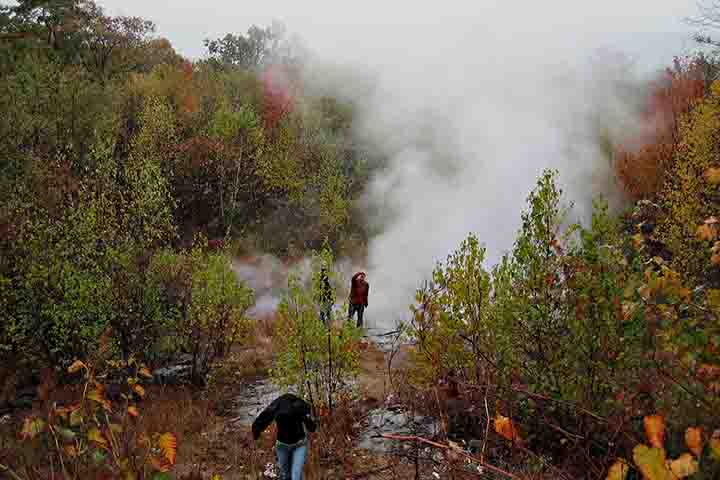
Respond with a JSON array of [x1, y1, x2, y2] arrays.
[[252, 393, 317, 480]]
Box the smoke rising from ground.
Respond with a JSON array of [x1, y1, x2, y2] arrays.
[[298, 24, 694, 330], [102, 1, 698, 329]]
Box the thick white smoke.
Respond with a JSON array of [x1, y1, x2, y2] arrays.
[[298, 24, 693, 330], [98, 1, 698, 330]]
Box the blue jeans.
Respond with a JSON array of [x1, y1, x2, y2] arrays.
[[276, 438, 308, 480]]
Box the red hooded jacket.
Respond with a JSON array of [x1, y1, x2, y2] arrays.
[[349, 273, 369, 306]]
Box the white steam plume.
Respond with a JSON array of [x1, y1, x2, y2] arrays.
[[298, 25, 693, 331]]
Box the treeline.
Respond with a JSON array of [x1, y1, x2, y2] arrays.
[[0, 1, 371, 377], [404, 56, 720, 478]]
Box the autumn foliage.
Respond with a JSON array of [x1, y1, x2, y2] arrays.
[[615, 56, 707, 199], [261, 64, 296, 131]]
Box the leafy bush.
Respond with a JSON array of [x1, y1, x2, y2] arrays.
[[272, 247, 361, 411], [2, 359, 179, 480], [406, 170, 720, 473], [151, 239, 255, 385]]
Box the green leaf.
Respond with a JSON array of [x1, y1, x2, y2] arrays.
[[20, 417, 46, 440], [69, 408, 83, 427], [56, 427, 76, 441], [91, 449, 108, 465]]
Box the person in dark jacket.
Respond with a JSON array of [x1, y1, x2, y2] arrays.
[[348, 272, 369, 328], [317, 267, 334, 327], [252, 393, 317, 480]]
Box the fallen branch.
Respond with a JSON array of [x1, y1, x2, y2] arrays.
[[0, 463, 25, 480], [378, 433, 520, 479]]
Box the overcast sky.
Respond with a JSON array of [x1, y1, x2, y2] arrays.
[[98, 0, 701, 65]]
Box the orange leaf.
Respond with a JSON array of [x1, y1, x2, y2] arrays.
[[138, 366, 153, 378], [704, 167, 720, 185], [158, 432, 177, 465], [697, 224, 716, 242], [644, 415, 665, 449], [87, 427, 108, 447], [63, 444, 78, 457], [87, 388, 111, 411], [685, 427, 703, 457], [669, 453, 698, 478], [150, 456, 171, 472], [67, 360, 86, 374], [494, 415, 522, 444], [712, 253, 720, 266], [133, 384, 146, 398], [127, 406, 139, 418]]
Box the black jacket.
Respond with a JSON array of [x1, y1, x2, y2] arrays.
[[252, 393, 317, 444]]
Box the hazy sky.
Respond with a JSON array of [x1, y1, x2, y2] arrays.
[[98, 0, 699, 63]]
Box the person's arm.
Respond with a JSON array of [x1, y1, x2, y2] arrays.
[[252, 396, 280, 440], [300, 401, 318, 433], [364, 283, 369, 307], [303, 413, 317, 433]]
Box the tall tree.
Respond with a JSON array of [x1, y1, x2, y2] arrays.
[[203, 21, 287, 70]]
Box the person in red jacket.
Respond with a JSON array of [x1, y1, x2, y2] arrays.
[[348, 272, 369, 327]]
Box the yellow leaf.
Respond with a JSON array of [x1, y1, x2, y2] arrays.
[[20, 416, 46, 440], [644, 415, 665, 449], [633, 444, 673, 480], [494, 415, 522, 444], [211, 475, 222, 480], [708, 289, 720, 307], [67, 360, 86, 374], [696, 224, 716, 242], [127, 406, 139, 418], [133, 384, 146, 398], [87, 427, 108, 447], [704, 167, 720, 185], [669, 453, 698, 478], [632, 233, 645, 249], [606, 458, 629, 480], [158, 432, 177, 465], [123, 470, 137, 480], [87, 388, 105, 404], [109, 423, 123, 434], [710, 430, 720, 460], [685, 427, 703, 457]]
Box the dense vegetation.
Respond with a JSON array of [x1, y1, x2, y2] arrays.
[[402, 51, 720, 478], [0, 0, 372, 380], [2, 0, 720, 479]]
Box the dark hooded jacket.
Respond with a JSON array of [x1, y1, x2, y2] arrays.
[[252, 393, 317, 444]]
